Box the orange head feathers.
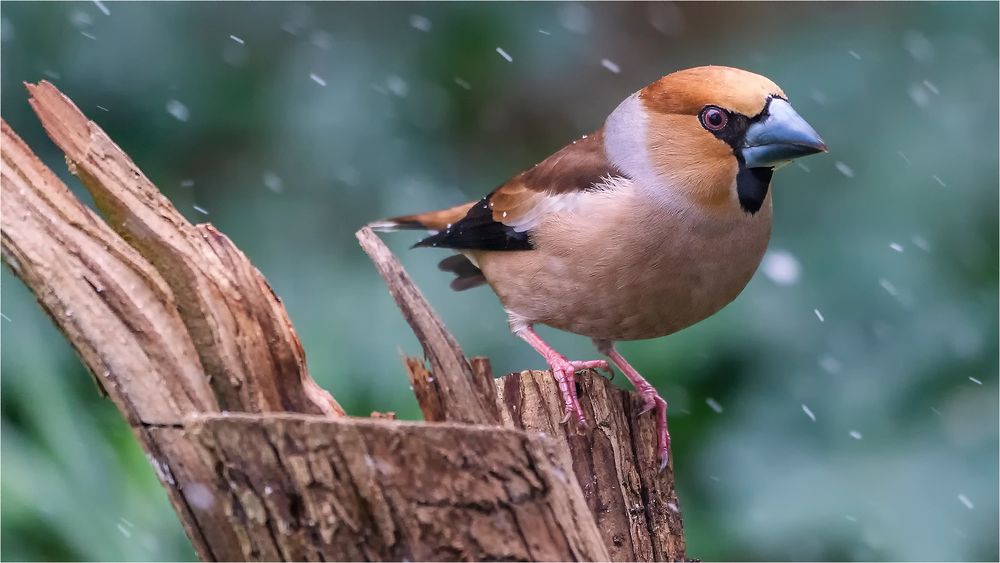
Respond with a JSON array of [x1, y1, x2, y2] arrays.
[[605, 65, 825, 214]]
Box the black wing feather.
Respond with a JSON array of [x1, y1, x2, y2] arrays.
[[414, 196, 533, 251]]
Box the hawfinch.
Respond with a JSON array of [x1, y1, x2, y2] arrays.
[[372, 65, 826, 468]]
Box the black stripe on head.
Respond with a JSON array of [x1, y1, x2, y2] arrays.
[[414, 196, 533, 251]]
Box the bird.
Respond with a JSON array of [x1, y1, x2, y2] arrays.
[[370, 65, 826, 469]]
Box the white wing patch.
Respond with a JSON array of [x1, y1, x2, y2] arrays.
[[503, 175, 632, 233]]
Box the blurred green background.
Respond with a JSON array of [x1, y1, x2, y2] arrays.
[[1, 2, 997, 561]]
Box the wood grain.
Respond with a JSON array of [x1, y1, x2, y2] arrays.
[[25, 80, 342, 417]]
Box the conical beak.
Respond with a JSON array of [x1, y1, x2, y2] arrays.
[[741, 98, 827, 169]]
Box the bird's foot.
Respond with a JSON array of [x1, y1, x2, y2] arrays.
[[545, 357, 610, 433], [598, 343, 672, 472], [641, 391, 670, 472]]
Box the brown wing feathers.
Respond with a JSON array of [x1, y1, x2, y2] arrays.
[[370, 128, 621, 288]]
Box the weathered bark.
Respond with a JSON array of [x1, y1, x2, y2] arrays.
[[184, 414, 609, 561], [496, 371, 686, 561], [1, 81, 686, 561], [25, 81, 341, 417]]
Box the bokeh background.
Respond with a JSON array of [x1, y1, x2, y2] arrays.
[[1, 2, 997, 561]]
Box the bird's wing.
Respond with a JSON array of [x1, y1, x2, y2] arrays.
[[415, 128, 624, 251]]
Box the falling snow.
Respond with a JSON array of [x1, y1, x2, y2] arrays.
[[889, 242, 904, 252], [453, 77, 471, 90], [262, 171, 284, 193], [166, 99, 190, 122], [92, 0, 110, 16], [801, 404, 816, 422], [761, 249, 801, 286], [409, 14, 432, 32], [903, 30, 934, 63], [70, 10, 94, 29], [180, 179, 195, 188], [834, 161, 854, 178], [957, 494, 974, 510], [229, 34, 244, 44], [705, 397, 724, 413], [184, 482, 215, 511], [495, 47, 513, 63], [849, 430, 863, 440], [848, 50, 862, 60], [310, 30, 332, 50], [909, 83, 931, 108], [932, 175, 947, 187], [911, 235, 930, 252], [385, 75, 409, 97], [814, 309, 825, 322], [879, 278, 899, 297], [968, 377, 982, 385], [557, 3, 593, 34], [310, 73, 327, 87], [193, 205, 209, 215], [601, 58, 621, 74], [819, 355, 842, 374]]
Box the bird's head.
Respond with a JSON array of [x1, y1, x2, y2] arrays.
[[607, 65, 827, 214]]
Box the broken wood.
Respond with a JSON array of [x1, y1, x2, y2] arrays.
[[1, 80, 686, 561]]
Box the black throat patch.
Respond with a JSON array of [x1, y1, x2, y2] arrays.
[[735, 159, 773, 215]]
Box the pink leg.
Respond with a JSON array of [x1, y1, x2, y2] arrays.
[[595, 340, 671, 471], [516, 326, 613, 431]]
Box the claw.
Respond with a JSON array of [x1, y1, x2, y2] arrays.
[[637, 394, 657, 415], [659, 450, 670, 472]]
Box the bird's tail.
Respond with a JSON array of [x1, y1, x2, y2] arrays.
[[366, 200, 487, 291], [366, 201, 476, 232]]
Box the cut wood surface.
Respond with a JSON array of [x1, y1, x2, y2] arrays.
[[2, 81, 686, 561]]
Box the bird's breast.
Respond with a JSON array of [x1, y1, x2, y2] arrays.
[[477, 187, 773, 341]]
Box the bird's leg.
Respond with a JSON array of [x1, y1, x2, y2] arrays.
[[595, 340, 671, 470], [516, 325, 612, 432]]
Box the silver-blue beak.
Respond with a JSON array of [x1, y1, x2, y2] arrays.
[[741, 98, 827, 169]]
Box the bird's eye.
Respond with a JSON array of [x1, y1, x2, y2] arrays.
[[700, 106, 728, 132]]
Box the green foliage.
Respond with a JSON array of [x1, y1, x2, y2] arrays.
[[1, 3, 997, 561]]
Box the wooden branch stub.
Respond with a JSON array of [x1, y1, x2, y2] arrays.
[[24, 80, 342, 417], [496, 371, 686, 561], [0, 119, 217, 423], [187, 414, 611, 562], [357, 227, 500, 425]]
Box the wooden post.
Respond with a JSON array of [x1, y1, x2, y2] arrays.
[[1, 81, 685, 561]]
